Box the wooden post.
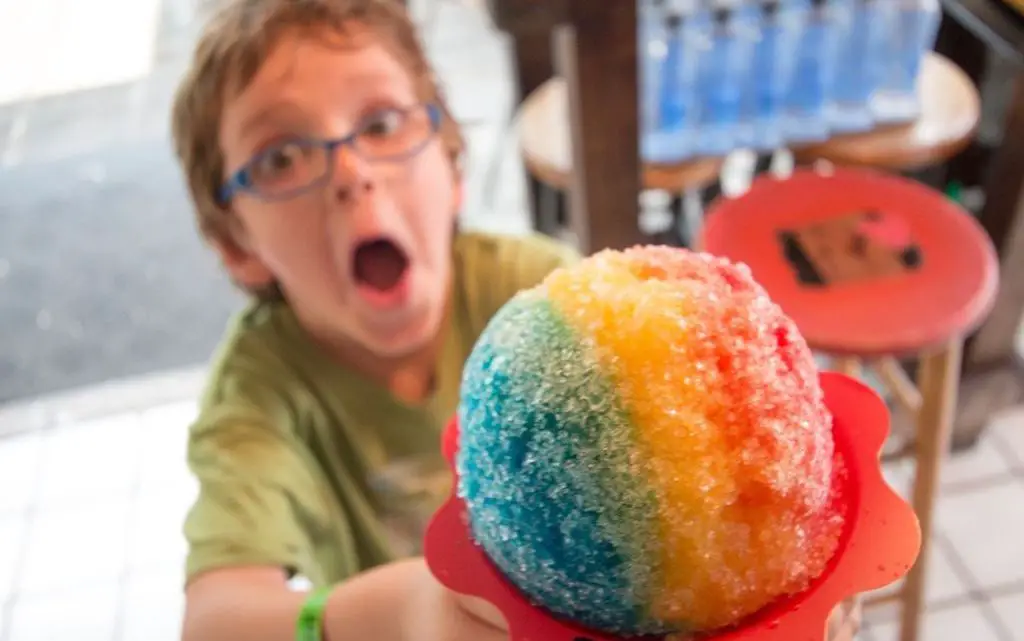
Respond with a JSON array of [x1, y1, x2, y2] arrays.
[[955, 74, 1024, 448], [554, 0, 645, 254]]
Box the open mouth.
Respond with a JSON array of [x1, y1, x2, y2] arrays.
[[352, 237, 411, 307]]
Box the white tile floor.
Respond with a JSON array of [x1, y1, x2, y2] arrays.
[[0, 386, 1023, 641], [870, 603, 1004, 641], [991, 592, 1024, 641], [855, 411, 1024, 641], [0, 399, 196, 641]]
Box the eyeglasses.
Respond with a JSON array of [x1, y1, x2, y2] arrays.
[[219, 103, 442, 203]]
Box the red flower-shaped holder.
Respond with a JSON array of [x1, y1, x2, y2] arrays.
[[424, 372, 921, 641]]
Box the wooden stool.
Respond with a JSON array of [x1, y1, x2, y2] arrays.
[[827, 598, 863, 641], [794, 52, 981, 171], [699, 169, 998, 641], [518, 77, 724, 245]]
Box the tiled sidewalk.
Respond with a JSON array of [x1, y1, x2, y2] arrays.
[[861, 413, 1024, 641], [0, 398, 197, 641], [1, 372, 1023, 641]]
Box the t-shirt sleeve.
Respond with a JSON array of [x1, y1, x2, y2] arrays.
[[183, 376, 326, 584], [498, 233, 580, 297], [460, 232, 581, 331]]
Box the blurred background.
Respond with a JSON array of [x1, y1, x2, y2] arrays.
[[1, 0, 1024, 640]]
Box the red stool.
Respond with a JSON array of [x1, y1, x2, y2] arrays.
[[699, 168, 998, 641]]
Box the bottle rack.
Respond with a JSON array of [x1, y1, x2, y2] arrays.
[[640, 0, 942, 163]]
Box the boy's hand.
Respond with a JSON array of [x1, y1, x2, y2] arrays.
[[401, 562, 509, 641], [453, 593, 509, 632]]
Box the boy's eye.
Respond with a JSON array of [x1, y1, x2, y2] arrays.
[[253, 141, 312, 178], [362, 109, 405, 138]]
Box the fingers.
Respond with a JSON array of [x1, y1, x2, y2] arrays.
[[408, 564, 509, 641], [452, 593, 509, 632]]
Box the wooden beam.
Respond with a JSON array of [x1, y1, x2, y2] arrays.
[[554, 0, 645, 253], [486, 0, 566, 34], [964, 74, 1024, 368]]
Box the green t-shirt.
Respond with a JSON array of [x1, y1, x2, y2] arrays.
[[183, 232, 578, 586]]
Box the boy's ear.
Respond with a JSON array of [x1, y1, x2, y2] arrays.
[[213, 234, 275, 290]]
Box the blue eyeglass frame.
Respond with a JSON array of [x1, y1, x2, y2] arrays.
[[218, 103, 442, 204]]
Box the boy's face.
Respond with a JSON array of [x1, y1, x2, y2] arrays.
[[217, 28, 460, 358]]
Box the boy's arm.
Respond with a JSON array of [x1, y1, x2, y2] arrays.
[[184, 559, 507, 641], [182, 423, 506, 641], [181, 385, 507, 641], [182, 561, 402, 641], [180, 388, 351, 641]]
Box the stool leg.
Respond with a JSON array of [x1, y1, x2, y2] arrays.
[[554, 189, 569, 227], [527, 175, 546, 233], [669, 193, 685, 222], [534, 182, 569, 236], [899, 339, 963, 641], [669, 194, 690, 246], [753, 152, 774, 178], [833, 357, 862, 379]]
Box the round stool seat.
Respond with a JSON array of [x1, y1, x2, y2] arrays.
[[700, 168, 998, 357], [518, 77, 724, 193], [793, 53, 981, 171]]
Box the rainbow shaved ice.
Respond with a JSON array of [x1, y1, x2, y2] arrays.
[[456, 246, 845, 636]]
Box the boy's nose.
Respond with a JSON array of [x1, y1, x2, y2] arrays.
[[334, 178, 373, 203], [331, 144, 375, 203]]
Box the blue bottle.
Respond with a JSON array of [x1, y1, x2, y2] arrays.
[[694, 0, 757, 157], [740, 0, 805, 150], [783, 0, 841, 143], [871, 0, 941, 124], [828, 0, 887, 132], [640, 0, 670, 162], [645, 1, 702, 163]]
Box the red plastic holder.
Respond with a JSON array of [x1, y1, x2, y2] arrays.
[[424, 372, 921, 641]]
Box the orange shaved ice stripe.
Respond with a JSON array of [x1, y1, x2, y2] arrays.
[[544, 247, 843, 630]]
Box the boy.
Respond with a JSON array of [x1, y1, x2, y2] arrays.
[[170, 0, 577, 639]]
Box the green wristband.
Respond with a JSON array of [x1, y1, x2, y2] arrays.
[[297, 586, 334, 641]]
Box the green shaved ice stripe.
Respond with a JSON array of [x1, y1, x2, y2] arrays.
[[536, 295, 666, 626]]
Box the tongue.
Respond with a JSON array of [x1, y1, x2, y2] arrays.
[[353, 240, 408, 291]]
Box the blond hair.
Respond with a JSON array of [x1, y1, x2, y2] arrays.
[[171, 0, 464, 253]]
